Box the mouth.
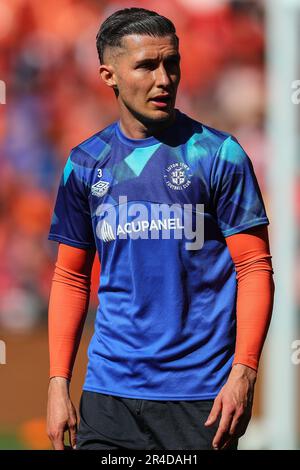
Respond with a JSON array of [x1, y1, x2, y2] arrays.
[[149, 95, 172, 108]]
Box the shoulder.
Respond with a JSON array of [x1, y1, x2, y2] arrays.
[[187, 113, 249, 167], [69, 121, 117, 166], [177, 110, 238, 158], [62, 121, 116, 186]]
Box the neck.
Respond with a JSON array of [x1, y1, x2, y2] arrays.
[[118, 107, 176, 140]]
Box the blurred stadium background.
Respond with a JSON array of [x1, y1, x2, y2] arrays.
[[0, 0, 299, 450]]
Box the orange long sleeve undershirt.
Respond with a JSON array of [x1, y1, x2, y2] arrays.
[[48, 225, 274, 380], [226, 224, 275, 370], [48, 244, 95, 380]]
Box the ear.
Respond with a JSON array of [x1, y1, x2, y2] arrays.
[[99, 65, 118, 89]]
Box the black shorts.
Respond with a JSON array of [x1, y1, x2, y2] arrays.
[[76, 391, 239, 450]]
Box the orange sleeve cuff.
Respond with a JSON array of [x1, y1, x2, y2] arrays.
[[225, 225, 275, 371], [48, 244, 95, 380]]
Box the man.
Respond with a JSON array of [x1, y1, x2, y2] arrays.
[[47, 7, 274, 451]]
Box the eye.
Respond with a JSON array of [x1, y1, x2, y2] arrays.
[[138, 62, 156, 70], [166, 58, 180, 67]]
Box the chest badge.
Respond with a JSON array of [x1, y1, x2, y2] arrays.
[[164, 162, 192, 190]]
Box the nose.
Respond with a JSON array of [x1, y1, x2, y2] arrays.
[[154, 64, 171, 87]]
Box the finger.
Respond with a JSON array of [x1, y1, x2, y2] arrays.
[[212, 406, 234, 450], [229, 409, 250, 438], [219, 439, 231, 450], [204, 397, 222, 427], [219, 437, 236, 450], [51, 431, 65, 450], [69, 421, 77, 449]]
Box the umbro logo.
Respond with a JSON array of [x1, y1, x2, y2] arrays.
[[91, 180, 110, 197]]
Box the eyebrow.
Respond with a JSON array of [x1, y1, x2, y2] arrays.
[[134, 53, 181, 66]]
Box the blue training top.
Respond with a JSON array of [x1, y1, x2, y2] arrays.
[[48, 108, 269, 400]]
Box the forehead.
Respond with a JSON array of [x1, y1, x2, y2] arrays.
[[120, 34, 178, 59]]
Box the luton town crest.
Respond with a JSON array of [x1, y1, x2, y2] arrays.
[[164, 162, 192, 190]]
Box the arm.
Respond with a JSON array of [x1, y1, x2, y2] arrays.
[[47, 243, 96, 450], [205, 225, 275, 450]]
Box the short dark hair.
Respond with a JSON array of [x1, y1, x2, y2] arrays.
[[96, 7, 179, 65]]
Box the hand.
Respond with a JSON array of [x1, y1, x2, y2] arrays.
[[204, 364, 257, 450], [47, 377, 77, 450]]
